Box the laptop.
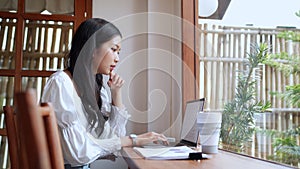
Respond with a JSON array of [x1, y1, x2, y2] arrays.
[[174, 98, 205, 147], [143, 98, 205, 148]]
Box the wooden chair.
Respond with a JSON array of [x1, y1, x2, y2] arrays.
[[0, 128, 9, 167], [2, 106, 18, 169], [14, 89, 64, 169]]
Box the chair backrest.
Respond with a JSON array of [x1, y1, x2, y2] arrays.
[[3, 106, 18, 169], [15, 89, 64, 169]]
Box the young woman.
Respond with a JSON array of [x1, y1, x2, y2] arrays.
[[41, 18, 168, 169]]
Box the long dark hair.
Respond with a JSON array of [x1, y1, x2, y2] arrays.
[[66, 18, 122, 136]]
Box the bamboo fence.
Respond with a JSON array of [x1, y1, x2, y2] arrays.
[[199, 23, 300, 163]]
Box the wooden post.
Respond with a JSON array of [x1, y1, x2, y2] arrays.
[[182, 0, 199, 113]]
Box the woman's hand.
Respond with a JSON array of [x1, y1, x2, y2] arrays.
[[121, 132, 169, 147], [136, 132, 169, 146], [107, 71, 124, 108], [107, 71, 124, 90]]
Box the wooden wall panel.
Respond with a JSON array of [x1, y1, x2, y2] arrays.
[[182, 0, 199, 112]]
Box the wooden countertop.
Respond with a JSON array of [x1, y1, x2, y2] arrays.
[[121, 147, 294, 169]]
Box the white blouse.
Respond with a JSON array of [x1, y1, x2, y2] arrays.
[[41, 70, 130, 166]]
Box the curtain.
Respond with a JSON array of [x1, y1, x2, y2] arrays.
[[0, 0, 74, 14]]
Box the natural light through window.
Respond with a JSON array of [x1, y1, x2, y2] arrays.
[[199, 0, 300, 168]]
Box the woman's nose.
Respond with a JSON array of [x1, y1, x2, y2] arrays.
[[114, 54, 119, 63]]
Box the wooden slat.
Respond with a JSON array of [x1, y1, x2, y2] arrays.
[[40, 26, 47, 54], [232, 28, 237, 101], [35, 25, 42, 71], [211, 25, 216, 109], [203, 24, 208, 107], [223, 28, 229, 103], [49, 27, 57, 69], [215, 25, 222, 109], [3, 20, 14, 68], [0, 19, 7, 70], [57, 27, 66, 69], [0, 129, 7, 135], [6, 77, 14, 105]]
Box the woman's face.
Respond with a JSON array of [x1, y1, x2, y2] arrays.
[[93, 36, 122, 75]]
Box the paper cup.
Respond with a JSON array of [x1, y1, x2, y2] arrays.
[[197, 112, 222, 154]]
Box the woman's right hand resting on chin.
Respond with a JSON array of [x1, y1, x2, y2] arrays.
[[121, 132, 169, 147]]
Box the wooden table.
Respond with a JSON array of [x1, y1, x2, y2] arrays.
[[122, 147, 294, 169]]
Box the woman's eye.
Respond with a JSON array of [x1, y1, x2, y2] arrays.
[[111, 48, 120, 54]]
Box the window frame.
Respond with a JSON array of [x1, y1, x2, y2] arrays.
[[0, 0, 92, 95], [182, 0, 200, 110]]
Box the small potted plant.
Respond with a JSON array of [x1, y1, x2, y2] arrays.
[[220, 43, 271, 152]]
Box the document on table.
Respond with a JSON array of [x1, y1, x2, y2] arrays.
[[133, 146, 195, 160]]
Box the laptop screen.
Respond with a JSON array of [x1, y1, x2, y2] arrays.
[[180, 98, 205, 144]]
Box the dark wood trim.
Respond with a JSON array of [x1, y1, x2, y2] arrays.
[[20, 71, 55, 77], [0, 70, 16, 76], [0, 12, 19, 18], [181, 0, 199, 112], [86, 0, 93, 19], [20, 13, 75, 21], [0, 70, 53, 79], [74, 0, 86, 31], [0, 11, 81, 22], [14, 0, 25, 93]]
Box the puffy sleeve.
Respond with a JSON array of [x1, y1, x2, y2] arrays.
[[100, 87, 131, 137], [41, 73, 129, 166]]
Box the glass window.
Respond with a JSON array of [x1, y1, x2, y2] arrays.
[[25, 0, 74, 15], [0, 0, 18, 13], [0, 76, 14, 107], [22, 20, 73, 70], [22, 76, 49, 101], [198, 1, 300, 167], [0, 18, 17, 70], [0, 0, 75, 14]]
